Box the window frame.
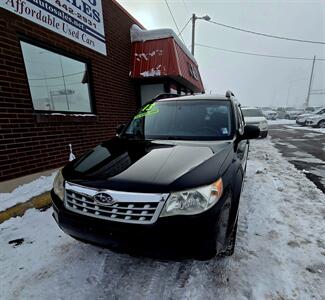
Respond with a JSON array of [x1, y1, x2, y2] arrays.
[[19, 36, 96, 115]]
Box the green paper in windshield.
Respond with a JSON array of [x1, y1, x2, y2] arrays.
[[134, 103, 160, 119]]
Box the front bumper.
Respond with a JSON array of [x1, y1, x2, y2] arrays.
[[51, 190, 227, 258], [306, 120, 318, 126], [296, 119, 306, 125]]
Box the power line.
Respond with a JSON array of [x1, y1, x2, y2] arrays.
[[178, 17, 192, 36], [164, 0, 186, 44], [206, 20, 325, 45], [196, 43, 325, 61]]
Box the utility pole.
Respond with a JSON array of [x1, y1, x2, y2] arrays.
[[191, 14, 196, 56], [191, 14, 211, 56], [305, 55, 316, 108]]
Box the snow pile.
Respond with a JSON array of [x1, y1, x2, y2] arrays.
[[0, 171, 58, 211], [285, 125, 325, 134], [0, 140, 324, 299]]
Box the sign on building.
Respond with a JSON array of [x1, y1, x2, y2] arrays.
[[0, 0, 106, 55]]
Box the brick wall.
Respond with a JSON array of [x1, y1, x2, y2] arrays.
[[0, 0, 140, 182]]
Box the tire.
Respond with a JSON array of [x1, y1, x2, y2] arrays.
[[197, 195, 239, 260], [220, 218, 238, 257], [260, 131, 268, 138], [318, 120, 325, 128]]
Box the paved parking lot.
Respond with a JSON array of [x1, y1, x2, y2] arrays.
[[269, 124, 325, 193]]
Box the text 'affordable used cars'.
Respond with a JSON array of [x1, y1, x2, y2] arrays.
[[52, 93, 260, 260]]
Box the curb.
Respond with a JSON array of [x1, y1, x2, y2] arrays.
[[0, 192, 51, 224]]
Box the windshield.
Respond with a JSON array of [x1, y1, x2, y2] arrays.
[[123, 100, 233, 140], [242, 109, 264, 117]]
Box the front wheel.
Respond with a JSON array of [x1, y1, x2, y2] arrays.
[[318, 120, 325, 128], [260, 131, 268, 138], [196, 196, 238, 260]]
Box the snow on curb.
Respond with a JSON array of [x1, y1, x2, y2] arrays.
[[0, 171, 57, 211]]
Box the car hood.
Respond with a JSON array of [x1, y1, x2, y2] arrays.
[[62, 137, 233, 193], [298, 113, 313, 118], [308, 115, 323, 120], [244, 116, 266, 123]]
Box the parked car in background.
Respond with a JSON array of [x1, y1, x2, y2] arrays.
[[51, 93, 260, 260], [242, 107, 268, 138], [262, 108, 278, 120], [306, 111, 325, 128], [304, 106, 322, 113], [277, 107, 304, 119], [296, 107, 325, 126]]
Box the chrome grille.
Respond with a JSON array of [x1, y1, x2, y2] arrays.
[[64, 182, 167, 224]]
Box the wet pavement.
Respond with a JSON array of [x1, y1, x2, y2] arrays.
[[269, 124, 325, 194]]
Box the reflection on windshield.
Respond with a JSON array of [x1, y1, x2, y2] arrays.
[[124, 100, 233, 140]]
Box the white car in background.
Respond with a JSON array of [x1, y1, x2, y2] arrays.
[[296, 107, 325, 126], [306, 111, 325, 128], [262, 108, 278, 120], [284, 108, 305, 120], [242, 107, 268, 138]]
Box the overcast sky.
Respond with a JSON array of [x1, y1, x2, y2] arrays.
[[118, 0, 325, 107]]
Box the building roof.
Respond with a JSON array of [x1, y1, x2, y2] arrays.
[[130, 25, 204, 93]]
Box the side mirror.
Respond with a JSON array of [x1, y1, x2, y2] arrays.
[[116, 124, 126, 136], [241, 125, 260, 140]]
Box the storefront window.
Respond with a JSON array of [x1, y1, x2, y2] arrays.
[[20, 41, 93, 113]]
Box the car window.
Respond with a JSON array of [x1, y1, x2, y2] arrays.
[[124, 100, 233, 140]]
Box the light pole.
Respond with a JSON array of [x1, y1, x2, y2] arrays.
[[305, 55, 316, 108], [191, 14, 211, 56]]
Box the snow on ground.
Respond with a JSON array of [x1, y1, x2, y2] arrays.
[[0, 140, 324, 300], [0, 171, 57, 211], [268, 119, 296, 125], [285, 125, 325, 134]]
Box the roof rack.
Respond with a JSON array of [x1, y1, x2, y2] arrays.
[[153, 93, 181, 101], [225, 90, 235, 98]]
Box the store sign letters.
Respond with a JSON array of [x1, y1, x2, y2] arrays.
[[0, 0, 106, 55]]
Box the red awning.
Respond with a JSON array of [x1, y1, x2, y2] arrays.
[[130, 26, 204, 93]]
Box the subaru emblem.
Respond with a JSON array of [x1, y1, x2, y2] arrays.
[[93, 193, 115, 206]]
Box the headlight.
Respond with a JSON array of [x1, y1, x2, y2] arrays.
[[160, 178, 223, 217], [259, 120, 268, 129], [53, 170, 65, 201]]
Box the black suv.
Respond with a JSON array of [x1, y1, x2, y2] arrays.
[[52, 92, 259, 259]]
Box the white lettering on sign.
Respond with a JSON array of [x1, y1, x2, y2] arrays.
[[0, 0, 106, 55]]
